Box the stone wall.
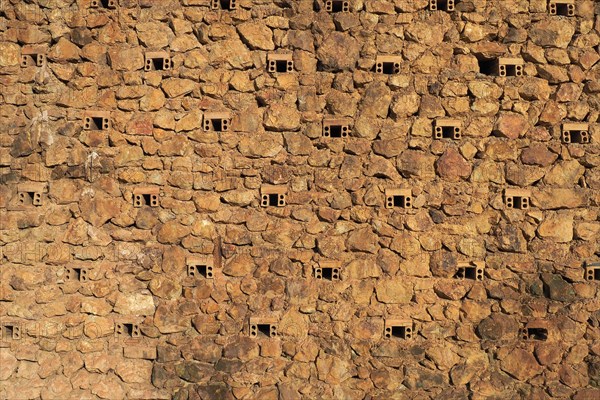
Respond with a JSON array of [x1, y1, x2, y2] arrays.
[[1, 0, 600, 399]]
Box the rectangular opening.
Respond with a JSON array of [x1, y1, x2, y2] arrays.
[[91, 0, 117, 8], [190, 264, 213, 279], [123, 323, 134, 336], [504, 64, 519, 77], [117, 323, 139, 337], [587, 267, 600, 281], [261, 186, 286, 207], [455, 266, 476, 280], [565, 130, 589, 144], [212, 0, 236, 9], [1, 324, 19, 340], [385, 323, 412, 339], [257, 324, 271, 337], [385, 190, 412, 209], [393, 195, 407, 208], [134, 191, 159, 207], [323, 124, 348, 138], [315, 267, 339, 280], [506, 195, 529, 210], [85, 116, 109, 131], [435, 125, 461, 140], [377, 61, 399, 75], [276, 60, 289, 73], [21, 54, 45, 67], [391, 326, 408, 339], [147, 58, 169, 71], [268, 193, 279, 206], [550, 1, 574, 16], [18, 191, 42, 206], [327, 0, 349, 12], [478, 58, 496, 76], [142, 194, 153, 206], [68, 267, 81, 281], [431, 0, 455, 11], [526, 327, 548, 341]]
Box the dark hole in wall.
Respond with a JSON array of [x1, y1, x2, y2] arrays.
[[441, 126, 455, 138], [381, 62, 395, 74], [464, 267, 477, 280], [275, 60, 288, 72], [527, 328, 548, 341], [321, 267, 333, 280], [123, 323, 135, 336], [257, 324, 271, 337], [331, 1, 345, 12], [393, 195, 407, 208], [391, 326, 407, 338], [555, 3, 571, 16], [152, 58, 165, 70], [2, 325, 14, 339], [478, 58, 496, 75], [268, 193, 279, 206], [198, 265, 209, 278], [220, 0, 233, 10], [210, 119, 223, 131], [329, 125, 343, 138]]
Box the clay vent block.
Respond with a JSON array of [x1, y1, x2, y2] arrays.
[[479, 57, 523, 77], [90, 0, 117, 8], [314, 260, 341, 281], [325, 0, 349, 12], [18, 182, 47, 207], [0, 323, 21, 340], [211, 0, 237, 10], [429, 0, 455, 11], [133, 187, 160, 208], [504, 188, 531, 210], [115, 322, 140, 338], [384, 319, 413, 339], [385, 188, 412, 209], [549, 0, 575, 16], [375, 55, 401, 74], [434, 119, 462, 140], [203, 112, 231, 132], [144, 51, 171, 71], [84, 111, 110, 131], [65, 267, 90, 282], [455, 261, 484, 281], [261, 185, 287, 207], [250, 318, 278, 338], [585, 262, 600, 282], [562, 122, 589, 144], [187, 256, 214, 279], [323, 118, 350, 138], [21, 47, 46, 67], [521, 321, 549, 341], [268, 53, 293, 73]]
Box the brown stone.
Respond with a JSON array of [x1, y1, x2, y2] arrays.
[[501, 348, 542, 381], [435, 148, 472, 181], [316, 32, 360, 71], [237, 22, 274, 50], [375, 280, 413, 304], [495, 113, 528, 139], [520, 144, 558, 167]]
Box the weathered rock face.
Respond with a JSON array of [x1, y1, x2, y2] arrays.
[[1, 1, 599, 399]]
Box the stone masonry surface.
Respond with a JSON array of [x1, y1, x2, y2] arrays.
[[1, 0, 600, 399]]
